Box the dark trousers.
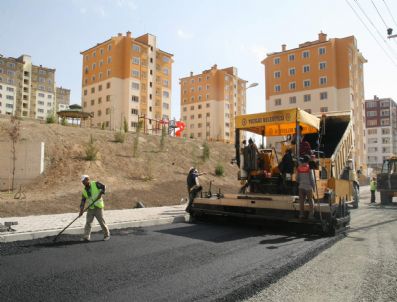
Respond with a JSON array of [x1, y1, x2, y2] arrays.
[[186, 185, 202, 213], [371, 190, 376, 203]]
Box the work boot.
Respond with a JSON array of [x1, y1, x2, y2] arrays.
[[80, 237, 90, 242], [103, 236, 110, 241]]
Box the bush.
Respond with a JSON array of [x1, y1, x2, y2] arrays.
[[46, 115, 56, 124], [215, 163, 224, 176], [61, 117, 68, 126], [114, 130, 125, 143], [123, 118, 128, 133], [85, 135, 98, 161], [202, 142, 210, 161]]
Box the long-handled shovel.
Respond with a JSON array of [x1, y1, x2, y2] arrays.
[[53, 198, 99, 242]]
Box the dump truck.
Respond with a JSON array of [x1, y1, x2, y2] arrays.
[[377, 156, 397, 204], [189, 108, 358, 235]]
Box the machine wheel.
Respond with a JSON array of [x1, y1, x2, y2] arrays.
[[380, 192, 393, 205], [352, 186, 359, 209]]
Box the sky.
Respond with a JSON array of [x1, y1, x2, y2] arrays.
[[1, 0, 397, 120]]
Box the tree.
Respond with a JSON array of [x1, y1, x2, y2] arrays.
[[160, 124, 167, 151], [85, 135, 98, 161], [123, 117, 128, 133], [202, 142, 210, 161], [8, 116, 20, 191], [133, 120, 143, 158]]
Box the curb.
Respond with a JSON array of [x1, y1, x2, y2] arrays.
[[0, 215, 187, 243]]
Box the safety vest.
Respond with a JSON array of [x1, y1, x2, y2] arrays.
[[370, 180, 377, 191], [82, 181, 104, 209]]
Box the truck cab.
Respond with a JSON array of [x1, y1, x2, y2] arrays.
[[377, 157, 397, 204]]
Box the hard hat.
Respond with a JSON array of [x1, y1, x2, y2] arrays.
[[81, 175, 90, 182]]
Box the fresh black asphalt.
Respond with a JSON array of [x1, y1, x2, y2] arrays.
[[0, 220, 340, 302]]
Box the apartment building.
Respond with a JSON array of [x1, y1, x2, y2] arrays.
[[56, 87, 70, 111], [262, 32, 367, 169], [180, 65, 247, 143], [0, 54, 63, 120], [81, 31, 173, 132], [365, 96, 397, 169]]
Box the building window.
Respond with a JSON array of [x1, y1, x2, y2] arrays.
[[98, 85, 102, 91], [302, 51, 310, 58], [304, 94, 311, 102], [381, 119, 390, 126], [274, 57, 280, 64], [303, 80, 311, 88], [289, 82, 296, 90], [274, 85, 281, 92], [91, 87, 95, 93], [382, 128, 390, 135], [303, 65, 310, 73], [289, 96, 296, 104], [190, 105, 194, 110], [289, 68, 295, 76], [320, 107, 328, 113], [131, 95, 139, 102], [107, 56, 112, 64], [132, 82, 140, 90], [366, 111, 377, 117], [274, 71, 281, 78], [319, 47, 326, 55], [320, 92, 328, 100], [319, 76, 327, 85], [163, 91, 169, 98], [367, 120, 378, 127], [132, 70, 139, 77], [367, 129, 377, 135], [132, 57, 140, 65], [162, 56, 170, 63], [381, 109, 390, 117], [90, 99, 95, 105], [98, 97, 102, 104], [106, 82, 111, 89], [131, 109, 139, 115], [163, 68, 169, 75], [366, 101, 377, 108], [288, 54, 295, 61], [106, 95, 110, 102], [275, 98, 281, 106], [132, 44, 141, 52], [319, 62, 327, 70]]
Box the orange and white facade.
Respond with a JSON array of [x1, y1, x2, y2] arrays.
[[180, 65, 247, 143], [262, 33, 367, 169], [81, 32, 173, 132]]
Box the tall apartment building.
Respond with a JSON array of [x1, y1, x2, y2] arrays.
[[0, 54, 63, 120], [180, 65, 247, 143], [262, 32, 367, 170], [56, 87, 70, 111], [81, 31, 173, 132], [365, 96, 397, 169]]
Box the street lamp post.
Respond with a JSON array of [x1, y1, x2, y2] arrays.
[[241, 82, 259, 144]]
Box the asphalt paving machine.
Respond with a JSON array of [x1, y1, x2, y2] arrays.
[[189, 108, 356, 235]]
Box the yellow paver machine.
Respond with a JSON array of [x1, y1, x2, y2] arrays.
[[190, 108, 357, 235]]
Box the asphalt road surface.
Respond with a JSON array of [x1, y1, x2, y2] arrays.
[[1, 218, 341, 301]]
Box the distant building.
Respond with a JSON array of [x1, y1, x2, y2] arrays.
[[56, 87, 70, 111], [179, 65, 247, 143], [80, 31, 173, 132], [0, 54, 65, 120], [365, 96, 397, 169], [262, 32, 367, 170]]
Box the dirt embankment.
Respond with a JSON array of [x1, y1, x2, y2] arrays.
[[0, 118, 240, 217]]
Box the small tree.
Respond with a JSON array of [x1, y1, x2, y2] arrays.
[[85, 134, 98, 161], [114, 130, 125, 143], [8, 116, 21, 191], [123, 117, 128, 133], [61, 117, 68, 126], [215, 163, 224, 176], [46, 114, 56, 124], [133, 121, 142, 158], [160, 125, 167, 151], [202, 142, 210, 161]]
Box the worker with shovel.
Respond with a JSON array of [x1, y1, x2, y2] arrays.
[[80, 175, 110, 241]]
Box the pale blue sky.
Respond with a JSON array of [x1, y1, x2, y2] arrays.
[[2, 0, 397, 119]]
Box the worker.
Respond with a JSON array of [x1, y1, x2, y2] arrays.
[[186, 168, 206, 213], [292, 126, 312, 156], [241, 138, 259, 192], [79, 175, 110, 241], [297, 155, 315, 219], [370, 177, 377, 203]]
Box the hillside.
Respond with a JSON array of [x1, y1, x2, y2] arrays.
[[0, 118, 240, 217]]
